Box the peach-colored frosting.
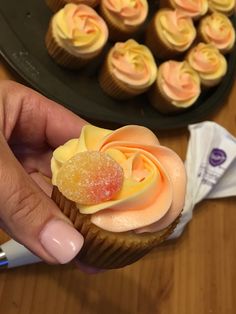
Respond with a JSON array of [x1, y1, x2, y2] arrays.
[[201, 13, 235, 51], [187, 43, 227, 81], [70, 0, 100, 7], [51, 125, 186, 233], [156, 9, 196, 51], [208, 0, 235, 15], [170, 0, 208, 17], [52, 4, 108, 57], [158, 61, 200, 106], [102, 0, 148, 26], [109, 39, 157, 89]]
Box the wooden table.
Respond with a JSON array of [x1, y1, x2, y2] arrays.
[[0, 58, 236, 314]]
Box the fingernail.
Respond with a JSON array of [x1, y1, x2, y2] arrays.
[[39, 220, 84, 264]]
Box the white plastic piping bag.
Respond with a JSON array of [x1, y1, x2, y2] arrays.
[[170, 121, 236, 239], [0, 239, 41, 269]]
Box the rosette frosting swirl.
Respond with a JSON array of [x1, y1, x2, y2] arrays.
[[200, 13, 235, 51], [109, 39, 157, 89], [52, 4, 108, 56], [208, 0, 235, 15], [156, 9, 196, 51], [158, 61, 201, 106], [187, 43, 227, 84], [170, 0, 208, 18], [51, 125, 186, 233], [102, 0, 148, 26]]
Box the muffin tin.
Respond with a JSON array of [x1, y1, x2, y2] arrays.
[[0, 1, 235, 130]]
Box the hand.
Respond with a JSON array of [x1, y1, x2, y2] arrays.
[[0, 80, 87, 264]]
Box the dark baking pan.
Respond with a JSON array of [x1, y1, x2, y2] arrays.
[[0, 1, 235, 130]]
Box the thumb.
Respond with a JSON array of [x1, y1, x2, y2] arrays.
[[0, 134, 84, 264]]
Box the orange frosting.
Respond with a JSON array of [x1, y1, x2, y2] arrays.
[[159, 61, 200, 105], [52, 4, 108, 56], [109, 39, 157, 88], [171, 0, 208, 17], [51, 125, 186, 233], [156, 9, 196, 51], [208, 0, 235, 15], [187, 43, 227, 79], [102, 0, 148, 26], [201, 13, 235, 51]]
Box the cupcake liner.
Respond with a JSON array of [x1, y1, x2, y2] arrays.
[[52, 186, 179, 269], [45, 0, 66, 12], [100, 3, 141, 42], [159, 0, 173, 10], [45, 21, 93, 69], [200, 77, 222, 88], [145, 17, 183, 60], [99, 56, 146, 99], [148, 80, 187, 114]]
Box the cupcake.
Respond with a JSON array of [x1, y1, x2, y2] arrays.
[[100, 0, 149, 41], [198, 13, 236, 54], [208, 0, 235, 16], [187, 43, 227, 87], [45, 4, 108, 69], [51, 124, 187, 269], [160, 0, 208, 19], [149, 60, 201, 114], [146, 9, 196, 60], [99, 39, 157, 99], [45, 0, 100, 12]]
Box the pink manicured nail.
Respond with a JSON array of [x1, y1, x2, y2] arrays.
[[40, 220, 84, 264]]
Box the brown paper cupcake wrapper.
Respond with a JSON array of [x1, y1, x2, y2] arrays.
[[100, 4, 141, 42], [45, 21, 95, 69], [159, 0, 173, 10], [52, 186, 179, 269], [148, 80, 188, 114], [145, 17, 184, 60], [45, 0, 66, 12], [99, 56, 148, 100]]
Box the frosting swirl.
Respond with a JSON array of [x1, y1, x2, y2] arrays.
[[158, 61, 201, 106], [102, 0, 148, 26], [52, 4, 108, 57], [187, 43, 227, 84], [156, 9, 196, 51], [108, 39, 157, 89], [208, 0, 235, 15], [51, 125, 186, 233], [200, 13, 235, 52], [170, 0, 208, 18]]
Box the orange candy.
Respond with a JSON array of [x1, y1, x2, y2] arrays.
[[56, 151, 124, 205]]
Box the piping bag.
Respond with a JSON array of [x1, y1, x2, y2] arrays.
[[1, 121, 236, 269]]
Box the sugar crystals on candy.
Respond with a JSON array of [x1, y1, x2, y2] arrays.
[[56, 151, 124, 205]]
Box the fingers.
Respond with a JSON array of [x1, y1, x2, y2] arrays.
[[30, 172, 53, 196], [0, 133, 84, 264], [0, 80, 88, 146]]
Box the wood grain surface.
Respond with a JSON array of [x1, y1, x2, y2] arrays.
[[0, 58, 236, 314]]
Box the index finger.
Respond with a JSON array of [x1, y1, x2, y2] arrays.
[[1, 81, 88, 148]]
